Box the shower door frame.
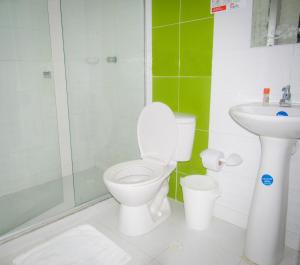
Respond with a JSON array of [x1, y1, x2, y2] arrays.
[[0, 0, 152, 244]]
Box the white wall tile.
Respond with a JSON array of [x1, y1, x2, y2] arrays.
[[0, 28, 16, 60], [62, 0, 144, 181], [115, 0, 144, 60], [12, 0, 49, 30], [15, 62, 50, 92], [210, 0, 300, 251], [0, 1, 13, 27], [0, 1, 62, 196], [15, 28, 52, 61], [290, 45, 300, 91]]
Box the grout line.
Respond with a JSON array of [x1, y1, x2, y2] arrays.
[[152, 22, 180, 29], [152, 16, 213, 29], [177, 170, 207, 177], [152, 76, 178, 78], [153, 75, 212, 78], [175, 0, 182, 201], [175, 168, 178, 200], [177, 0, 181, 111], [180, 75, 211, 78], [196, 128, 209, 132], [180, 16, 213, 24]]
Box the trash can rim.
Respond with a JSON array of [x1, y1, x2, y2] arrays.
[[180, 174, 219, 192]]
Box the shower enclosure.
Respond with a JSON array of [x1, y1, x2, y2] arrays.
[[0, 0, 145, 240]]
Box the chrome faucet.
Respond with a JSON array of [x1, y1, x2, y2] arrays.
[[279, 85, 291, 107]]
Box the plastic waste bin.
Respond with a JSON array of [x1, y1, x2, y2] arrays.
[[180, 175, 220, 230]]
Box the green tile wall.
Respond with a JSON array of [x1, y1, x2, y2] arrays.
[[152, 0, 214, 202]]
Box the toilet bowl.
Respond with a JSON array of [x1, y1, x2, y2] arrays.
[[103, 102, 195, 236]]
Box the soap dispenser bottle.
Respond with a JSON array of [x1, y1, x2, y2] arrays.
[[263, 88, 270, 105]]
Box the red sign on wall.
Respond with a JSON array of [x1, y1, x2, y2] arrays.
[[211, 0, 245, 14], [211, 5, 227, 13]]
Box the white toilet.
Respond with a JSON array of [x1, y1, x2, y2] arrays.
[[103, 102, 195, 236]]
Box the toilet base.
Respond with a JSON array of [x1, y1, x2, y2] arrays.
[[119, 198, 171, 236]]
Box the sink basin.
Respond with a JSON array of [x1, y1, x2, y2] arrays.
[[229, 103, 300, 139], [229, 102, 299, 265]]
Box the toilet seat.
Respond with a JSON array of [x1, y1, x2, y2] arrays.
[[102, 102, 194, 236], [137, 102, 178, 164], [104, 160, 165, 186], [104, 103, 178, 188]]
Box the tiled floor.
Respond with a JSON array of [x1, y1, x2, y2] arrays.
[[0, 198, 299, 265]]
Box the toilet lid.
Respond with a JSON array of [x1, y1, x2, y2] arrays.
[[137, 102, 177, 164]]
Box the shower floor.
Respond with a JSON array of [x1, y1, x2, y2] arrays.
[[0, 167, 108, 239]]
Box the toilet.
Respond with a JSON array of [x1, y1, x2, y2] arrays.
[[103, 102, 195, 236]]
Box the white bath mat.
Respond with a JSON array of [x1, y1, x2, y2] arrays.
[[13, 225, 131, 265]]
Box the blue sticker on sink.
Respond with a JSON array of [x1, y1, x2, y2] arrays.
[[276, 111, 288, 116], [261, 174, 273, 186]]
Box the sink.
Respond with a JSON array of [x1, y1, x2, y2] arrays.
[[229, 103, 300, 139], [229, 102, 300, 265]]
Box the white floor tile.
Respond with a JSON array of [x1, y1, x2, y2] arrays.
[[146, 258, 163, 265], [0, 198, 299, 265], [0, 221, 152, 265], [95, 199, 188, 257], [86, 221, 152, 265], [238, 247, 300, 265], [0, 199, 151, 265], [280, 247, 300, 265], [199, 217, 246, 257], [156, 234, 240, 265], [238, 257, 256, 265]]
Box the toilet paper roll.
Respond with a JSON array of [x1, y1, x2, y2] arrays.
[[200, 149, 224, 172]]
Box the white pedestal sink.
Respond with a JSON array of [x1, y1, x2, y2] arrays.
[[229, 103, 300, 265]]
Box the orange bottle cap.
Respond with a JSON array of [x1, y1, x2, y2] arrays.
[[263, 88, 270, 94]]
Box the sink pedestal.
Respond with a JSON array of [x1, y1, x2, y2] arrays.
[[245, 137, 297, 265]]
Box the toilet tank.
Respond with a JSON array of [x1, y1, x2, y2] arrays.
[[173, 113, 196, 161]]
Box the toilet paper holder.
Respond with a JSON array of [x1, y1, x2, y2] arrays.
[[220, 153, 243, 166], [200, 149, 243, 171]]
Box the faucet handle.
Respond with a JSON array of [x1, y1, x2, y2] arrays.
[[282, 85, 291, 93]]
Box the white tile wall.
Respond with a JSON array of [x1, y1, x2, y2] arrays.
[[210, 0, 300, 250], [0, 28, 16, 60], [61, 0, 144, 203], [15, 28, 52, 61], [0, 0, 62, 196], [0, 1, 13, 28]]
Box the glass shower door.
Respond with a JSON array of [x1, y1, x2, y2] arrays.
[[61, 0, 145, 205], [0, 0, 65, 236]]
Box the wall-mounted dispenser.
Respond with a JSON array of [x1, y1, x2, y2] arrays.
[[200, 149, 243, 172]]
